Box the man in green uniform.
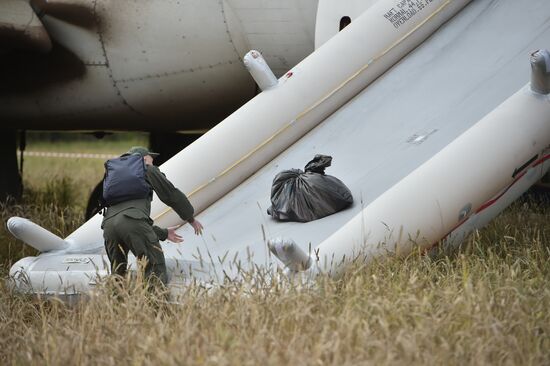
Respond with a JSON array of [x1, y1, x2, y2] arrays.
[[102, 146, 203, 285]]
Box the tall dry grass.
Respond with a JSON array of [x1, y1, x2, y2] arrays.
[[0, 135, 548, 365], [0, 199, 548, 365]]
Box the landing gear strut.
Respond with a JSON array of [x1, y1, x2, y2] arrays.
[[0, 129, 23, 203], [149, 131, 200, 166]]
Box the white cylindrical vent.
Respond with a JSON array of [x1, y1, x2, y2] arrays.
[[243, 50, 278, 91], [530, 49, 550, 94], [7, 217, 69, 252], [268, 237, 312, 272]]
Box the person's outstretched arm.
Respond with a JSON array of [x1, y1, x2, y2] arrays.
[[146, 165, 203, 234]]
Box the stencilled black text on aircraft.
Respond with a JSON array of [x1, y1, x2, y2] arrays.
[[383, 0, 435, 29]]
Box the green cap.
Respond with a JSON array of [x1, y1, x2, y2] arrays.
[[125, 146, 160, 158]]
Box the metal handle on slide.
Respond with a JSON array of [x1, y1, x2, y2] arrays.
[[530, 49, 550, 94], [268, 237, 312, 273]]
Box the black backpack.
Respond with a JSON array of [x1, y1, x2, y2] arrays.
[[101, 154, 152, 208]]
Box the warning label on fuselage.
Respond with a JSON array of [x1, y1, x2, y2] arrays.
[[383, 0, 435, 29]]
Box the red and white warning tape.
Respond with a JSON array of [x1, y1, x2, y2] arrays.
[[18, 151, 119, 159]]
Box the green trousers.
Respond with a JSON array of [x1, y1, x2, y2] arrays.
[[103, 212, 168, 285]]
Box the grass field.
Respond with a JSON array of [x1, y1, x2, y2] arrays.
[[0, 134, 548, 365]]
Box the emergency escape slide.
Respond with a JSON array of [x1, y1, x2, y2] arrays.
[[7, 0, 550, 293], [70, 0, 478, 240]]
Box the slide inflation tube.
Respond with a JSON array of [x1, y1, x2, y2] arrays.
[[7, 217, 69, 252]]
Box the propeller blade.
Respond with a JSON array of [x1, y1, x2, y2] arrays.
[[31, 0, 97, 29], [0, 0, 52, 53]]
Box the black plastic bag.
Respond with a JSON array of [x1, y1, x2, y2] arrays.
[[267, 155, 353, 222]]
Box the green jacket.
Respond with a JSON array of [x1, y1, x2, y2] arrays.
[[101, 164, 195, 241]]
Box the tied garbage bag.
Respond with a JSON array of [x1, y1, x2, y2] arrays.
[[267, 155, 353, 222]]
